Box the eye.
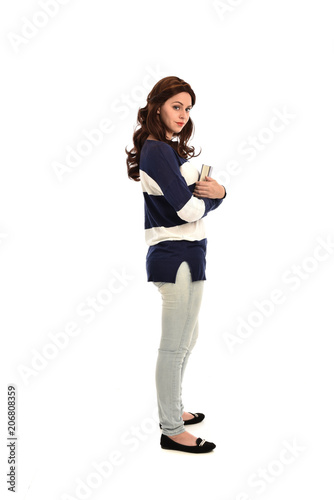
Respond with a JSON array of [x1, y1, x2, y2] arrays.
[[173, 106, 192, 112]]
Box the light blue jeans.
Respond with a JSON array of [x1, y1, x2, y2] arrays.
[[153, 261, 204, 436]]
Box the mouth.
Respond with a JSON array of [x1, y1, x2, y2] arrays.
[[176, 122, 185, 126]]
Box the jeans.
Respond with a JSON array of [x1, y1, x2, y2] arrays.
[[153, 261, 204, 436]]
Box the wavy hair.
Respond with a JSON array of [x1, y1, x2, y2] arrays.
[[125, 76, 201, 181]]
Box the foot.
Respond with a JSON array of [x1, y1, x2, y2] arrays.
[[168, 430, 198, 446], [161, 433, 216, 453], [182, 411, 196, 422]]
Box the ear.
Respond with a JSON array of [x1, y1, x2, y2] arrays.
[[157, 107, 160, 114]]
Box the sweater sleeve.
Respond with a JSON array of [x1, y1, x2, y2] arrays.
[[145, 142, 222, 223]]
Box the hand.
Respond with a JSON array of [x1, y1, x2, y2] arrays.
[[193, 176, 226, 199]]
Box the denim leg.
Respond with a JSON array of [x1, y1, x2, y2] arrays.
[[180, 320, 199, 415], [154, 262, 204, 436]]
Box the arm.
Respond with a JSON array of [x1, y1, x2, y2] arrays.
[[145, 143, 214, 223], [193, 176, 227, 200]]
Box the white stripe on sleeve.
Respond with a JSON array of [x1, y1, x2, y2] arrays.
[[176, 196, 205, 223]]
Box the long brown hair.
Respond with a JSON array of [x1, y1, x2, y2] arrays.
[[125, 76, 200, 182]]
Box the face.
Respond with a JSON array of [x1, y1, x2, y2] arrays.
[[157, 92, 192, 140]]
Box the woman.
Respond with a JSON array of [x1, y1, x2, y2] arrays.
[[125, 76, 226, 454]]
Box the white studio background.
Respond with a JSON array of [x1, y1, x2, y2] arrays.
[[1, 0, 333, 499]]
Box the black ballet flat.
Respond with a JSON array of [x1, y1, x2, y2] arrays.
[[184, 412, 205, 425], [160, 433, 216, 454], [159, 412, 205, 429]]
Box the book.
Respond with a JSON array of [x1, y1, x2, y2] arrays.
[[199, 164, 213, 181]]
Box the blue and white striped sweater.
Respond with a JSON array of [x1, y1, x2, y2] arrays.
[[139, 139, 223, 282]]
